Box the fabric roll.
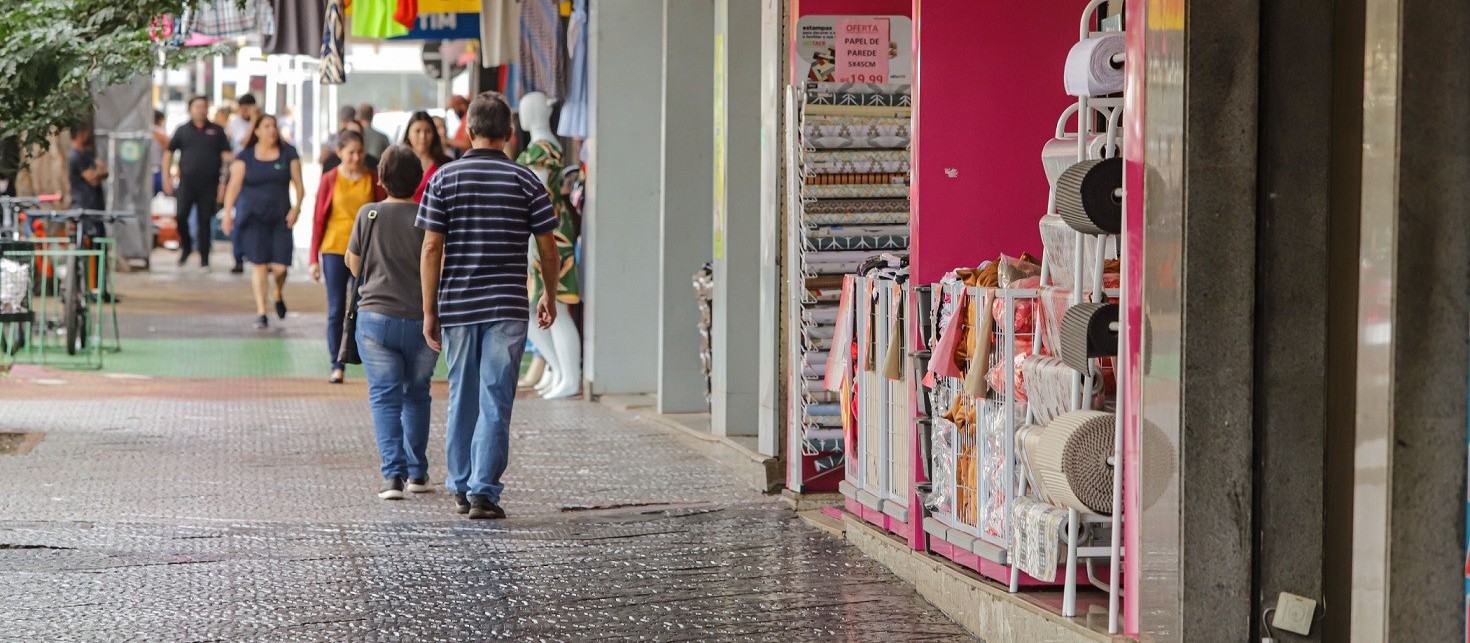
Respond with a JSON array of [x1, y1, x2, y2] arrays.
[[803, 184, 910, 199], [264, 0, 325, 56], [807, 235, 908, 252], [807, 91, 912, 108], [807, 225, 909, 238], [1038, 214, 1100, 292], [806, 275, 845, 291], [802, 116, 910, 139], [556, 0, 589, 138], [804, 211, 909, 226], [804, 172, 908, 186], [804, 104, 911, 118], [193, 0, 265, 38], [1009, 497, 1069, 583], [1025, 410, 1116, 515], [1060, 302, 1119, 372], [1063, 33, 1126, 97], [803, 307, 840, 325], [806, 403, 841, 416], [807, 136, 910, 150], [805, 81, 912, 96], [518, 0, 563, 100], [1055, 158, 1123, 235], [320, 0, 346, 85], [804, 150, 910, 175], [480, 0, 522, 67], [803, 198, 909, 215]]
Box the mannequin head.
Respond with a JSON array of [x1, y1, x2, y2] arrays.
[[518, 92, 552, 135]]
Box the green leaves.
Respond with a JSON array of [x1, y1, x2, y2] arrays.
[[0, 0, 217, 166]]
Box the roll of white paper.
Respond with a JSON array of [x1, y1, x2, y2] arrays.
[[1063, 33, 1126, 97]]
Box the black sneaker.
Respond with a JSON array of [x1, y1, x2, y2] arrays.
[[231, 262, 245, 274], [275, 299, 287, 319], [406, 478, 433, 494], [453, 493, 471, 514], [378, 476, 405, 500], [467, 495, 506, 520], [177, 253, 189, 267]]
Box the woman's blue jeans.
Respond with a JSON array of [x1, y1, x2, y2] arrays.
[[356, 311, 439, 481]]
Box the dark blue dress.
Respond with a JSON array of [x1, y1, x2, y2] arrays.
[[235, 144, 298, 266]]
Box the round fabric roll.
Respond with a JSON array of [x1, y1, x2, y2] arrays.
[[1026, 410, 1116, 515], [1056, 158, 1123, 235], [1059, 302, 1119, 372]]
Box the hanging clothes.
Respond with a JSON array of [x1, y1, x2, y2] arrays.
[[193, 0, 266, 38], [555, 0, 588, 138], [321, 0, 347, 85], [480, 0, 521, 68], [350, 0, 410, 38], [264, 0, 325, 56], [517, 140, 581, 304], [518, 0, 562, 100], [394, 0, 418, 29]]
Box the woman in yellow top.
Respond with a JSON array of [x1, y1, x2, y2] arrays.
[[310, 130, 385, 384]]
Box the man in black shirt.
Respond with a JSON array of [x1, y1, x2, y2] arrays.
[[66, 122, 108, 240], [163, 96, 233, 269]]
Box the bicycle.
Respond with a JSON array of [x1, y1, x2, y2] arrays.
[[0, 194, 60, 241], [24, 209, 135, 356]]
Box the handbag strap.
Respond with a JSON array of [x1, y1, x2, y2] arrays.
[[358, 209, 379, 283]]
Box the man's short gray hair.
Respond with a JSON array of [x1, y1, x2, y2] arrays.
[[466, 92, 513, 142]]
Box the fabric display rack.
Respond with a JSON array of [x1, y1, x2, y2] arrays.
[[784, 81, 913, 493], [896, 0, 1130, 633], [836, 275, 915, 535]]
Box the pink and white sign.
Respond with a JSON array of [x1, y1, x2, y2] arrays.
[[834, 18, 891, 83]]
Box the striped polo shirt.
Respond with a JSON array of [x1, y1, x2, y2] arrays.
[[415, 148, 559, 328]]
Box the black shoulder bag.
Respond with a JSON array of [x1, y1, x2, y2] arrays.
[[338, 209, 378, 365]]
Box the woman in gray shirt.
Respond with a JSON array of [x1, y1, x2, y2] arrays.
[[346, 146, 436, 500]]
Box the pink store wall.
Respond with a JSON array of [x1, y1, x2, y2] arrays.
[[910, 0, 1081, 284]]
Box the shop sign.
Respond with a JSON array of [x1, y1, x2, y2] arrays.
[[390, 13, 480, 41], [418, 0, 479, 13], [794, 15, 911, 84], [834, 18, 890, 83]]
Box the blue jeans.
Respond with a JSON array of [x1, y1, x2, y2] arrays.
[[443, 320, 528, 501], [321, 253, 349, 370], [357, 311, 438, 481]]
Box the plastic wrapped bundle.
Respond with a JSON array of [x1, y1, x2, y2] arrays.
[[1039, 214, 1098, 292], [0, 259, 29, 313], [924, 416, 958, 513], [693, 264, 715, 401]]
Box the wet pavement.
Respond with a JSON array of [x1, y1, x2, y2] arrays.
[[0, 253, 973, 641]]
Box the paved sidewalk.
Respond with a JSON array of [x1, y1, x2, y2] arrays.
[[0, 255, 973, 641]]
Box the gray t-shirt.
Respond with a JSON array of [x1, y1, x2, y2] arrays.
[[346, 200, 426, 320]]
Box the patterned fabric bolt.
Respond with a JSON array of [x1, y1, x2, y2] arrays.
[[517, 140, 581, 304], [556, 0, 589, 138]]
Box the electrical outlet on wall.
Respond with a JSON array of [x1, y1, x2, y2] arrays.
[[1271, 592, 1317, 636]]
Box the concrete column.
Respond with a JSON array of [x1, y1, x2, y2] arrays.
[[583, 0, 664, 395], [754, 0, 786, 457], [710, 0, 761, 438], [1351, 0, 1470, 639], [657, 0, 716, 415]]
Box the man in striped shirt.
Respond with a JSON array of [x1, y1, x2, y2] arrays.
[[417, 92, 561, 520]]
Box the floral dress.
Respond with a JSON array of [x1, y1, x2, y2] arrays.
[[517, 139, 581, 304]]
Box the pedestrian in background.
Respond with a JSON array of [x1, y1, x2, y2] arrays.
[[446, 95, 471, 155], [432, 115, 459, 161], [345, 145, 435, 500], [224, 94, 259, 274], [221, 114, 304, 330], [150, 110, 168, 195], [310, 130, 384, 384], [403, 111, 449, 202], [358, 103, 391, 159], [417, 92, 561, 520], [163, 96, 232, 270]]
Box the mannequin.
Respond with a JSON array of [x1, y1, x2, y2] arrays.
[[517, 92, 582, 400]]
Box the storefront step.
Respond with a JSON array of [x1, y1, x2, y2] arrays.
[[633, 408, 783, 493], [840, 513, 1121, 642]]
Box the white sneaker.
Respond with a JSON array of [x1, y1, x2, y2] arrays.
[[378, 476, 405, 500], [406, 478, 434, 494]]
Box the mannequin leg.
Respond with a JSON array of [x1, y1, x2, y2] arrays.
[[542, 303, 582, 399], [527, 307, 560, 394], [518, 354, 547, 388]]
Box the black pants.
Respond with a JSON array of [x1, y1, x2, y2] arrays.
[[175, 180, 217, 265]]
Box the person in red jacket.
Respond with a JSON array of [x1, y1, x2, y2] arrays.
[[309, 130, 385, 384]]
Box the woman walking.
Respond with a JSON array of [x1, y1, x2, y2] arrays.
[[402, 111, 450, 202], [221, 114, 305, 329], [310, 130, 384, 383], [345, 146, 436, 499]]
